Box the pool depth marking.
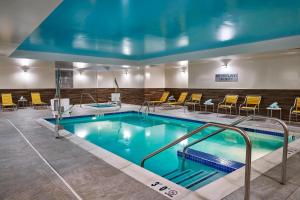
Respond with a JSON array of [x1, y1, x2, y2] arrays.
[[7, 119, 83, 200]]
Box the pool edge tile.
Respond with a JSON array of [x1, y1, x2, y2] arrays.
[[194, 138, 300, 200], [122, 164, 192, 200]]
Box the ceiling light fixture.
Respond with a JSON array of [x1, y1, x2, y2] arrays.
[[78, 69, 84, 75], [179, 60, 188, 67], [74, 62, 87, 69]]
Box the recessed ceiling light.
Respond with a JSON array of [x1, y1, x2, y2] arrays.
[[16, 58, 33, 66], [178, 60, 188, 66], [122, 65, 130, 68], [74, 62, 87, 68]]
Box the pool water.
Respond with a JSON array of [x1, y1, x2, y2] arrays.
[[88, 103, 116, 108], [50, 112, 287, 190]]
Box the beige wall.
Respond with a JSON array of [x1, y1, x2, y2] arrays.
[[0, 56, 145, 89], [96, 69, 145, 88], [189, 54, 300, 89], [0, 56, 55, 89], [165, 67, 188, 88], [1, 53, 299, 90], [144, 66, 165, 88], [97, 71, 115, 88], [143, 65, 189, 88], [73, 70, 97, 88]]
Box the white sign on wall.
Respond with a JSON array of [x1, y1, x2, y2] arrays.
[[215, 74, 238, 82]]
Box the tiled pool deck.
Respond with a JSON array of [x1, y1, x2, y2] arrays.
[[1, 104, 300, 200]]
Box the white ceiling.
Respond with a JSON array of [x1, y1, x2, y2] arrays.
[[0, 0, 62, 56]]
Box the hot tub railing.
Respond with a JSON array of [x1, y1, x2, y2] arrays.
[[79, 93, 97, 107]]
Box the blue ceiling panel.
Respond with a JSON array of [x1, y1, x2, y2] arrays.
[[16, 0, 300, 60]]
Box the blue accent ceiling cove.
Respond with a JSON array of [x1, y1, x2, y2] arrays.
[[17, 0, 300, 60]]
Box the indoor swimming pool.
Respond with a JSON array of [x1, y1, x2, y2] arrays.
[[46, 111, 290, 190]]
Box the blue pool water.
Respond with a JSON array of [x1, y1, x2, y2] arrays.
[[87, 103, 116, 108], [48, 112, 287, 190]]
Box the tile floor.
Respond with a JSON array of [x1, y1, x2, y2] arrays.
[[1, 104, 300, 200]]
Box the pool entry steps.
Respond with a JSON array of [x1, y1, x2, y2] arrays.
[[141, 116, 289, 200], [177, 149, 244, 173], [163, 148, 244, 190], [162, 168, 219, 190], [141, 122, 252, 199]]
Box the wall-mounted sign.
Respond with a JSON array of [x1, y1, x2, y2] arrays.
[[215, 74, 238, 82]]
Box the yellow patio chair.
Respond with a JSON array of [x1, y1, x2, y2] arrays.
[[184, 93, 202, 112], [239, 95, 261, 115], [147, 91, 170, 111], [149, 91, 170, 105], [1, 93, 17, 111], [217, 95, 239, 115], [31, 92, 47, 109], [289, 97, 300, 123], [164, 92, 188, 107]]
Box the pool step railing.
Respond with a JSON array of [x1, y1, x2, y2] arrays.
[[80, 93, 97, 107], [162, 168, 219, 190], [141, 122, 252, 200], [180, 115, 289, 185], [139, 101, 150, 114]]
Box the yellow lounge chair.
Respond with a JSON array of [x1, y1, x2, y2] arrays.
[[1, 93, 17, 111], [217, 95, 239, 115], [239, 95, 261, 115], [184, 93, 202, 112], [289, 97, 300, 123], [148, 91, 170, 111], [149, 91, 170, 105], [163, 92, 188, 108], [31, 92, 47, 109]]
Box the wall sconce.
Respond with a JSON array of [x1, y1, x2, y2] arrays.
[[21, 65, 30, 72], [221, 59, 231, 68], [78, 69, 83, 75], [145, 72, 150, 78]]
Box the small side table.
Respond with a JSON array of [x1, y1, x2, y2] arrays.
[[266, 107, 282, 119], [203, 102, 214, 113], [18, 99, 28, 109], [184, 102, 199, 112]]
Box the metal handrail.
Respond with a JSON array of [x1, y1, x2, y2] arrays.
[[181, 115, 289, 185], [140, 122, 252, 200], [139, 101, 150, 113], [80, 93, 97, 107]]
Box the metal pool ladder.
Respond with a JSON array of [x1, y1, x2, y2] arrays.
[[139, 101, 150, 114], [80, 93, 97, 107]]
